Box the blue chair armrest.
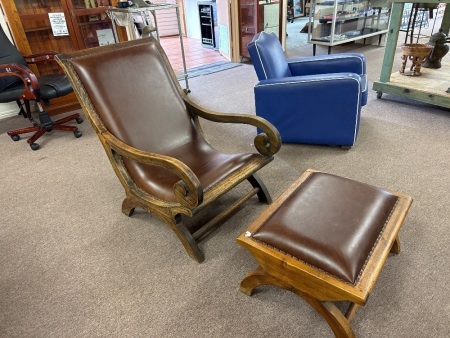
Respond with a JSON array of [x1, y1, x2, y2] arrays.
[[254, 73, 363, 146], [255, 73, 364, 96], [287, 53, 366, 76]]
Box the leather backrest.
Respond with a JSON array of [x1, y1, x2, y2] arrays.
[[69, 39, 198, 155], [0, 24, 27, 93], [247, 32, 292, 80]]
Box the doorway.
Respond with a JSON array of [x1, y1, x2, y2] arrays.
[[164, 0, 311, 69]]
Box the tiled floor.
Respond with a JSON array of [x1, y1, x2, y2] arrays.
[[159, 35, 227, 72]]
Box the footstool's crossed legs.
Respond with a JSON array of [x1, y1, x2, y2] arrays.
[[240, 238, 402, 338], [240, 267, 356, 338]]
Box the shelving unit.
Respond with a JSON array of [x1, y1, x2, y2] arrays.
[[107, 3, 189, 92], [373, 0, 450, 108], [308, 0, 391, 55]]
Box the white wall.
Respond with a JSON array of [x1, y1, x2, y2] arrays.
[[184, 0, 201, 39], [0, 13, 19, 119], [0, 102, 18, 119]]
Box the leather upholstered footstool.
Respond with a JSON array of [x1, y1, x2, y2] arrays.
[[237, 169, 412, 338]]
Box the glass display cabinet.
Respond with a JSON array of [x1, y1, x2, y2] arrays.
[[308, 0, 391, 54]]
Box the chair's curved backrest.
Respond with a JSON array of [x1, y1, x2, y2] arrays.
[[66, 39, 205, 200], [0, 24, 27, 94], [68, 40, 194, 154], [247, 32, 292, 81]]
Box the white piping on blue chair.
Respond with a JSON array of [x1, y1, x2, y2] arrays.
[[256, 76, 361, 145], [360, 75, 368, 92], [253, 32, 279, 80], [255, 32, 365, 80]]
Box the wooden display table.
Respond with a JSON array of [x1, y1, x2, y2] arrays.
[[373, 0, 450, 108], [377, 61, 450, 107]]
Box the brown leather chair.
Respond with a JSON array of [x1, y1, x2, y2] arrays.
[[57, 38, 281, 262]]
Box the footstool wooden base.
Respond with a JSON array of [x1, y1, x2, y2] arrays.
[[237, 169, 412, 338]]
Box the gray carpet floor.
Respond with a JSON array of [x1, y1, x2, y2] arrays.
[[286, 17, 309, 50], [0, 35, 449, 337]]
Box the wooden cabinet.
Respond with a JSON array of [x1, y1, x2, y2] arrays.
[[66, 0, 115, 49], [238, 0, 281, 59], [0, 0, 114, 115]]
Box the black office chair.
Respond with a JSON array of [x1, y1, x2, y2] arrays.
[[0, 24, 82, 151]]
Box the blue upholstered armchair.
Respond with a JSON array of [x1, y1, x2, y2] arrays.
[[248, 32, 368, 148]]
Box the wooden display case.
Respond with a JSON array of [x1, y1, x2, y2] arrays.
[[0, 0, 114, 115]]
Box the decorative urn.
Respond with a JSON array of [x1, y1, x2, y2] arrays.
[[423, 28, 449, 69]]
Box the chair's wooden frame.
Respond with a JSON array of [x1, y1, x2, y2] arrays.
[[237, 169, 413, 338], [56, 38, 281, 263]]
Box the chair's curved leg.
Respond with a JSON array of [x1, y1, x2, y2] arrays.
[[239, 266, 291, 295], [122, 196, 138, 216], [122, 196, 204, 262], [247, 174, 272, 204], [240, 266, 356, 338], [169, 219, 205, 263]]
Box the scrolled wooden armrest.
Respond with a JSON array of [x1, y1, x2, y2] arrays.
[[184, 99, 281, 157], [0, 63, 40, 99], [102, 131, 203, 209]]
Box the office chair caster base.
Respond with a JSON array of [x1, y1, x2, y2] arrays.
[[30, 143, 40, 151], [11, 134, 20, 141], [74, 130, 82, 138], [76, 117, 83, 124]]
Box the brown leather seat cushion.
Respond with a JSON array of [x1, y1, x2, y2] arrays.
[[252, 172, 399, 285]]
